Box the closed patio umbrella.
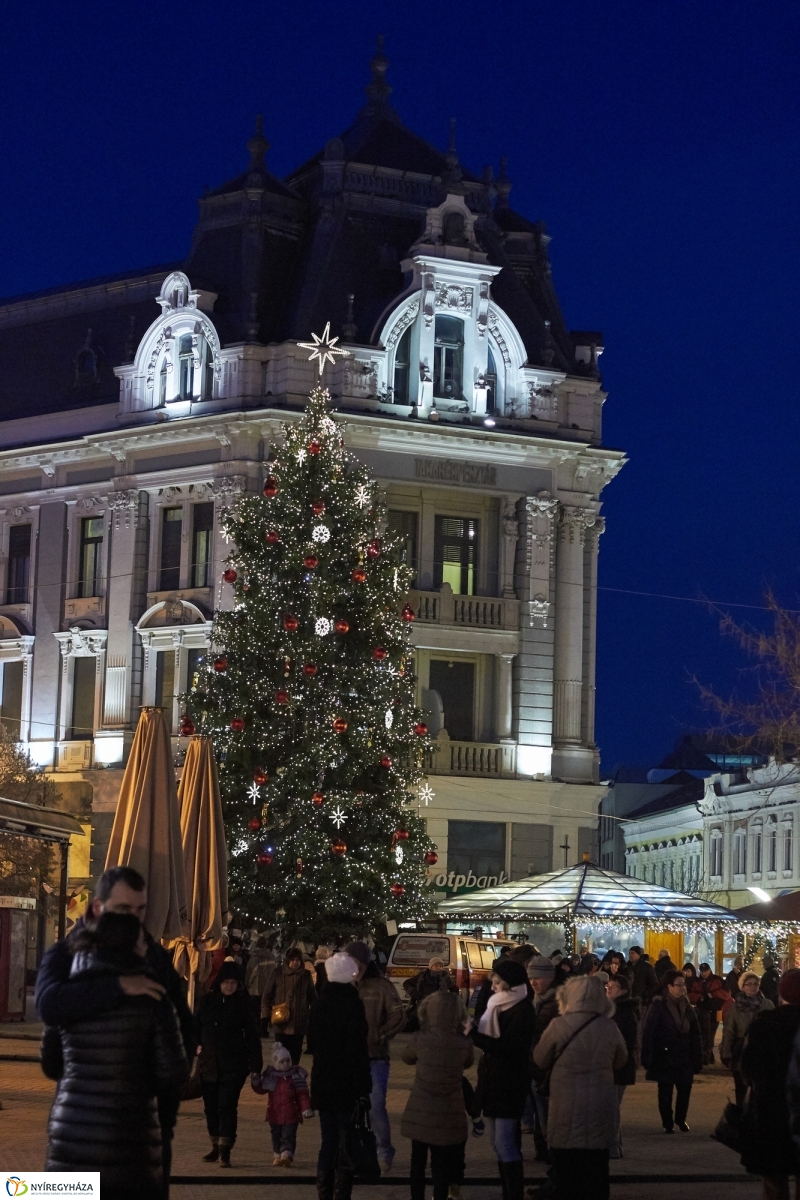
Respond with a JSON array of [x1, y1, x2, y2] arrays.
[[170, 735, 229, 998], [104, 707, 188, 941]]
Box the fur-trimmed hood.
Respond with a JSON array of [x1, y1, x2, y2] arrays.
[[557, 973, 615, 1018]]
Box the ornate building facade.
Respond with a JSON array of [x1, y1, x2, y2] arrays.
[[0, 47, 624, 907]]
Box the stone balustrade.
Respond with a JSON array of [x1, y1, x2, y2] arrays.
[[407, 583, 519, 630], [427, 729, 517, 778]]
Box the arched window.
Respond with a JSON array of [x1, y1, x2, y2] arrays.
[[733, 828, 747, 875], [178, 334, 194, 399], [486, 347, 498, 415], [434, 316, 463, 401], [710, 830, 723, 877], [393, 327, 411, 404], [203, 337, 214, 399]]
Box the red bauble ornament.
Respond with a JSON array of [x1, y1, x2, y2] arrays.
[[303, 662, 318, 677], [334, 618, 350, 634], [352, 567, 367, 584], [263, 477, 278, 498], [372, 646, 387, 661], [424, 850, 439, 866], [380, 754, 392, 769], [283, 614, 299, 632], [179, 715, 195, 737], [401, 605, 415, 622], [303, 554, 319, 569], [213, 656, 228, 673], [311, 499, 325, 516], [248, 817, 262, 832], [230, 716, 246, 733], [312, 791, 325, 807], [331, 838, 347, 856], [275, 689, 289, 704], [257, 850, 273, 866], [308, 439, 321, 455], [414, 722, 429, 737], [367, 539, 381, 559], [222, 568, 237, 584], [253, 767, 268, 786], [333, 716, 348, 733], [266, 530, 280, 544], [395, 828, 410, 842], [390, 883, 406, 897]]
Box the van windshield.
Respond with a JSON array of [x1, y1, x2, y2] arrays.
[[392, 936, 451, 966]]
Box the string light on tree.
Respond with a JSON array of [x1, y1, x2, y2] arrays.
[[183, 370, 434, 937]]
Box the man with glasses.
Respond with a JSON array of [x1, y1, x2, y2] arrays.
[[641, 969, 703, 1133]]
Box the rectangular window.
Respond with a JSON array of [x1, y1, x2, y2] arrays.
[[447, 819, 506, 883], [70, 656, 96, 739], [434, 516, 478, 595], [159, 507, 183, 591], [769, 827, 778, 872], [393, 327, 411, 404], [1, 660, 23, 739], [753, 828, 763, 873], [388, 510, 418, 583], [784, 826, 793, 873], [391, 935, 450, 967], [711, 834, 723, 877], [734, 830, 747, 875], [433, 316, 464, 400], [155, 651, 176, 713], [191, 503, 214, 588], [186, 647, 204, 692], [511, 823, 553, 878], [429, 659, 474, 742], [78, 517, 103, 598], [6, 525, 31, 605]]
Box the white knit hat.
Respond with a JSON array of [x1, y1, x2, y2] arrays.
[[325, 952, 360, 984]]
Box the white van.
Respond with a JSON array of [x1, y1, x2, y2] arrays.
[[386, 931, 515, 1007]]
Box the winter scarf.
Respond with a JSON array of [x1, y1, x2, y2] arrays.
[[478, 983, 529, 1037], [735, 990, 765, 1016], [665, 994, 691, 1034]]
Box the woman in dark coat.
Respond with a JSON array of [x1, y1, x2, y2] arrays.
[[740, 968, 800, 1195], [641, 969, 702, 1133], [45, 912, 188, 1199], [469, 957, 534, 1200], [607, 973, 639, 1157], [261, 946, 318, 1063], [308, 952, 373, 1200], [196, 961, 263, 1166]]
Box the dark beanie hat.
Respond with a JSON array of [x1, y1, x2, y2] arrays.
[[779, 968, 800, 1006], [216, 960, 244, 986], [493, 958, 528, 988]]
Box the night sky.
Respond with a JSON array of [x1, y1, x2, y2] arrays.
[[2, 2, 798, 773]]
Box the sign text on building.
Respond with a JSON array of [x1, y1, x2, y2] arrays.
[[414, 458, 497, 487]]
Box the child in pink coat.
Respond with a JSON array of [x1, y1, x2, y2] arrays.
[[252, 1043, 314, 1166]]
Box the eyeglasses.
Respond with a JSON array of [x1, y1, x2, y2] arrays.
[[669, 981, 687, 989]]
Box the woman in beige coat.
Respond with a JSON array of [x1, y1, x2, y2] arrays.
[[401, 990, 473, 1200], [533, 974, 627, 1200]]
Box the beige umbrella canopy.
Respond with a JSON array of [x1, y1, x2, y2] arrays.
[[171, 735, 229, 985], [105, 707, 188, 941]]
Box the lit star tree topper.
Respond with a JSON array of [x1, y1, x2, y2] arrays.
[[184, 381, 435, 939], [298, 323, 350, 376]]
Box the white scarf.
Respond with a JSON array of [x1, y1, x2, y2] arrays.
[[478, 984, 529, 1038]]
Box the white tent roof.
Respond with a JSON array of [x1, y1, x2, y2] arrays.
[[435, 861, 739, 925]]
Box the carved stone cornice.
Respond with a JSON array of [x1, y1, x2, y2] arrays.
[[524, 491, 559, 628], [55, 627, 108, 657], [107, 489, 139, 531], [558, 505, 596, 546]]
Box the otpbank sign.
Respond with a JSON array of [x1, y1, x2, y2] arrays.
[[5, 1176, 100, 1195]]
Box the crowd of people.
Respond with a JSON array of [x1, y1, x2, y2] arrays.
[[31, 866, 800, 1200]]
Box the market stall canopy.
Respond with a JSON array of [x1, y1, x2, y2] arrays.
[[0, 795, 84, 842], [735, 892, 800, 922], [435, 860, 739, 927]]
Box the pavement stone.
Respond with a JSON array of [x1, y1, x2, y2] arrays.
[[0, 1030, 760, 1200]]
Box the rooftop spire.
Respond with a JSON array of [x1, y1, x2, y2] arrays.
[[364, 35, 392, 109], [247, 114, 270, 170], [496, 156, 511, 208], [443, 117, 464, 189]]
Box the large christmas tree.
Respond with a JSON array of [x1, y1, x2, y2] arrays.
[[184, 383, 436, 937]]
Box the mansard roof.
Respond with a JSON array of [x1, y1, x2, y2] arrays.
[[0, 46, 601, 425]]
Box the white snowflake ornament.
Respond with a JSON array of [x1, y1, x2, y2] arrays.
[[312, 525, 331, 543], [247, 783, 261, 802], [395, 844, 404, 865], [384, 709, 393, 730], [355, 484, 370, 508], [418, 783, 435, 807], [315, 617, 332, 636], [296, 448, 307, 465], [331, 806, 347, 828]]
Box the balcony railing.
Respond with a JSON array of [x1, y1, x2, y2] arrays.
[[428, 729, 517, 778], [407, 584, 519, 630]]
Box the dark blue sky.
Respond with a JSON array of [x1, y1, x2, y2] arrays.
[[2, 1, 798, 772]]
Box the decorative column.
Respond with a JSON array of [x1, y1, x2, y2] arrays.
[[499, 498, 520, 599], [495, 653, 516, 741], [582, 516, 605, 755], [525, 492, 559, 627], [552, 506, 594, 777]]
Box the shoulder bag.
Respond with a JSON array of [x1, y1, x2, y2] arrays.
[[539, 1012, 601, 1098], [271, 1001, 291, 1025], [338, 1097, 381, 1179]]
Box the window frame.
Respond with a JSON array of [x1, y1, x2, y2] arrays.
[[434, 515, 479, 596], [6, 524, 32, 605], [77, 515, 104, 599], [433, 315, 465, 402]]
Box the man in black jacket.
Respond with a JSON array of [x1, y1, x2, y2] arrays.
[[627, 947, 658, 1012], [35, 866, 194, 1199]]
